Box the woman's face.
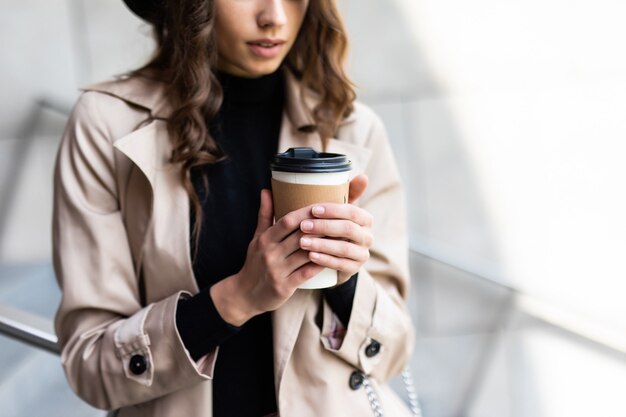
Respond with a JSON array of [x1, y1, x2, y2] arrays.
[[214, 0, 310, 78]]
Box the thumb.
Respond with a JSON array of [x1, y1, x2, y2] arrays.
[[255, 189, 274, 236], [348, 174, 368, 204]]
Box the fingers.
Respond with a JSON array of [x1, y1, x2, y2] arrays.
[[288, 262, 325, 286], [267, 205, 318, 242], [263, 192, 373, 247], [277, 230, 317, 258], [254, 189, 274, 237], [306, 250, 364, 276], [300, 218, 373, 247], [283, 248, 315, 276], [348, 174, 368, 204], [260, 242, 324, 289], [309, 203, 373, 227], [257, 230, 318, 280], [299, 236, 370, 264]]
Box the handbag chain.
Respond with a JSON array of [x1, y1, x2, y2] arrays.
[[362, 377, 384, 417], [401, 366, 423, 417], [362, 366, 424, 417]]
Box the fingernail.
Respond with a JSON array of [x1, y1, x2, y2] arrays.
[[301, 237, 311, 247], [301, 220, 313, 231], [312, 206, 325, 216], [310, 252, 320, 259]]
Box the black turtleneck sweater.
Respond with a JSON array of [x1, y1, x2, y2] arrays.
[[175, 69, 357, 417]]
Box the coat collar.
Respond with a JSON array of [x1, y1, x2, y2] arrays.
[[81, 67, 356, 131], [81, 74, 172, 120]]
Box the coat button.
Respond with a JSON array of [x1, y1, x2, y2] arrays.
[[365, 340, 381, 357], [349, 371, 364, 390], [129, 354, 147, 375]]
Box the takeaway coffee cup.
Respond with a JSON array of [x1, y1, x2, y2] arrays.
[[270, 147, 352, 289]]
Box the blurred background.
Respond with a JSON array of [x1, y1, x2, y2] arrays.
[[1, 0, 626, 416]]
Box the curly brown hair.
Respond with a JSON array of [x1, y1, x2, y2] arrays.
[[131, 0, 356, 251]]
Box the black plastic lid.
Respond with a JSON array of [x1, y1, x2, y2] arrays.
[[270, 147, 352, 173]]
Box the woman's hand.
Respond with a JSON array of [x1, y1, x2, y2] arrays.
[[210, 175, 372, 326], [298, 175, 373, 285], [210, 188, 324, 326]]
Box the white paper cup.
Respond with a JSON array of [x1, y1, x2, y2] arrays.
[[270, 148, 352, 289], [271, 171, 351, 289]]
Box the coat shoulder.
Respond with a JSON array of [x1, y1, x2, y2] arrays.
[[80, 75, 171, 119], [338, 100, 387, 149], [69, 86, 153, 145], [351, 100, 384, 127]]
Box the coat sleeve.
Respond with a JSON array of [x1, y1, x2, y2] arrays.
[[52, 92, 215, 411], [320, 109, 415, 382]]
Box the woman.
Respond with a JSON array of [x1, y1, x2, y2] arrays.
[[53, 0, 414, 416]]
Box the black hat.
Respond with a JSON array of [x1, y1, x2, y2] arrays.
[[123, 0, 159, 23]]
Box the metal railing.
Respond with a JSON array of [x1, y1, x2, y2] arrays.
[[0, 303, 59, 354], [409, 242, 626, 356]]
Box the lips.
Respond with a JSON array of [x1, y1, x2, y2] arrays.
[[247, 38, 286, 47], [246, 39, 287, 59], [250, 41, 279, 47]]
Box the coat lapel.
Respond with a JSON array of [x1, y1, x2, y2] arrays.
[[113, 120, 199, 301], [271, 289, 313, 397], [113, 120, 162, 187]]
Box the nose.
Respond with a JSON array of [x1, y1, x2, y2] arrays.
[[257, 0, 288, 28]]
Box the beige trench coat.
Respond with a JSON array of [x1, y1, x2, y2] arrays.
[[53, 68, 415, 417]]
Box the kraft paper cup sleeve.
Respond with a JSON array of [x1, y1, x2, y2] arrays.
[[271, 178, 350, 220]]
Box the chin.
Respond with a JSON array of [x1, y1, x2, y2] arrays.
[[240, 60, 283, 78]]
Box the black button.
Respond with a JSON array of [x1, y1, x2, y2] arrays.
[[129, 354, 147, 375], [349, 371, 364, 390], [365, 340, 381, 357]]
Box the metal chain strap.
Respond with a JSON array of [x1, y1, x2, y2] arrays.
[[362, 366, 424, 417], [362, 377, 384, 417], [401, 366, 424, 417]]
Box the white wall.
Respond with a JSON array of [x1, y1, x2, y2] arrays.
[[0, 0, 78, 136], [340, 0, 626, 333], [0, 0, 153, 261], [0, 0, 153, 137]]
